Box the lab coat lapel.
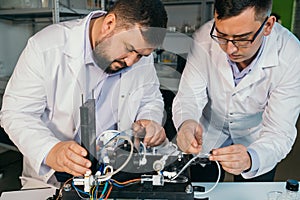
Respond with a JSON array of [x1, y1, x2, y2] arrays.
[[233, 65, 266, 93], [212, 46, 235, 89], [62, 17, 89, 133], [64, 17, 87, 93], [64, 12, 111, 133], [64, 14, 104, 99], [233, 34, 279, 93]]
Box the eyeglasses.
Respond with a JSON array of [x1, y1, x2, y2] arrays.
[[210, 17, 268, 48]]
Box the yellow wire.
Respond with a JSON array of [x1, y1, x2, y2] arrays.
[[90, 185, 96, 200]]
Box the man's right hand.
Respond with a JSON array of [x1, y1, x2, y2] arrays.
[[176, 119, 203, 154], [45, 141, 92, 176]]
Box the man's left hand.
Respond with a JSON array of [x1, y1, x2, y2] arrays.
[[132, 119, 166, 147], [209, 144, 251, 175]]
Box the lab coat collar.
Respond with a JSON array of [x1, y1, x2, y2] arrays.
[[259, 23, 279, 69], [63, 11, 106, 58], [233, 27, 279, 93], [63, 11, 108, 94]]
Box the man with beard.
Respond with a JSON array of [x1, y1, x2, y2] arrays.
[[173, 0, 300, 182], [0, 0, 168, 186]]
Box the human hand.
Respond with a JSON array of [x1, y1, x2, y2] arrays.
[[132, 119, 166, 147], [209, 144, 251, 175], [45, 141, 92, 176], [176, 119, 202, 154]]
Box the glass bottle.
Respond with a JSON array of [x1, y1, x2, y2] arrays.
[[281, 179, 299, 200]]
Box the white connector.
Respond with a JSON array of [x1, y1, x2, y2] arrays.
[[84, 171, 92, 192], [162, 171, 177, 179]]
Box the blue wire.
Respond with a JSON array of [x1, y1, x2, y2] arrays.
[[71, 181, 91, 197], [98, 181, 109, 200], [98, 163, 105, 173], [110, 181, 125, 188]]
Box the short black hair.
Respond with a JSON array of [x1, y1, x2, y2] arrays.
[[214, 0, 273, 21], [107, 0, 168, 47]]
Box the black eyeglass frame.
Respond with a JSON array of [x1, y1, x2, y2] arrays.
[[210, 17, 269, 48]]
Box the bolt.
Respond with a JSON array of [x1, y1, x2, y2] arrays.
[[63, 183, 72, 192], [185, 184, 193, 194]]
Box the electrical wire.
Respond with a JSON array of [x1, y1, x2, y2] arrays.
[[99, 181, 109, 199], [90, 185, 96, 200], [194, 160, 221, 195], [110, 178, 141, 186], [110, 182, 125, 188], [139, 141, 147, 165], [104, 184, 113, 200], [56, 177, 73, 200], [164, 175, 188, 183], [95, 135, 134, 182], [96, 130, 121, 148], [72, 180, 91, 199], [170, 155, 200, 181], [93, 184, 99, 200], [170, 154, 221, 195]]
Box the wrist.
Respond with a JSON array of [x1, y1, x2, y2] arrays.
[[243, 151, 252, 173]]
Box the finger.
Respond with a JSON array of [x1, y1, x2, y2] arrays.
[[146, 130, 166, 146], [219, 160, 242, 170], [66, 149, 91, 168], [62, 163, 90, 177], [210, 153, 239, 162], [62, 154, 92, 176], [194, 133, 202, 145], [68, 142, 88, 157], [212, 144, 245, 156], [222, 165, 242, 175], [134, 137, 141, 150], [143, 133, 157, 146], [142, 122, 157, 145], [184, 130, 200, 148], [144, 125, 164, 146], [133, 126, 146, 138], [183, 145, 201, 154], [177, 133, 201, 153], [177, 136, 197, 153], [194, 126, 203, 144], [132, 122, 141, 132]]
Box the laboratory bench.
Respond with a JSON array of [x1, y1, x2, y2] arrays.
[[0, 180, 296, 200]]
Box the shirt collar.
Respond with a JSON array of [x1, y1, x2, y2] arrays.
[[227, 36, 266, 76]]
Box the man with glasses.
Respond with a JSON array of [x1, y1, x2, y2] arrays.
[[173, 0, 300, 182]]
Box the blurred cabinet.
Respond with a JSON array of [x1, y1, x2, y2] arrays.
[[162, 0, 214, 32], [0, 0, 102, 22], [159, 0, 214, 73]]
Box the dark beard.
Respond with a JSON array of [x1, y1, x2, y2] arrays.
[[104, 60, 128, 74], [92, 50, 111, 71], [92, 49, 128, 74]]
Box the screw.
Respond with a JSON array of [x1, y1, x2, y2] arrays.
[[185, 184, 193, 194], [63, 183, 72, 192]]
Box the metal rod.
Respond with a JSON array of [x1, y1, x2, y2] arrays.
[[52, 0, 60, 23]]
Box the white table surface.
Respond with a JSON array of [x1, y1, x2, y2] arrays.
[[193, 182, 288, 200], [0, 187, 56, 200]]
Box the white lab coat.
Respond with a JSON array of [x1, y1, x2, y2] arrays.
[[173, 20, 300, 178], [0, 11, 164, 185]]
